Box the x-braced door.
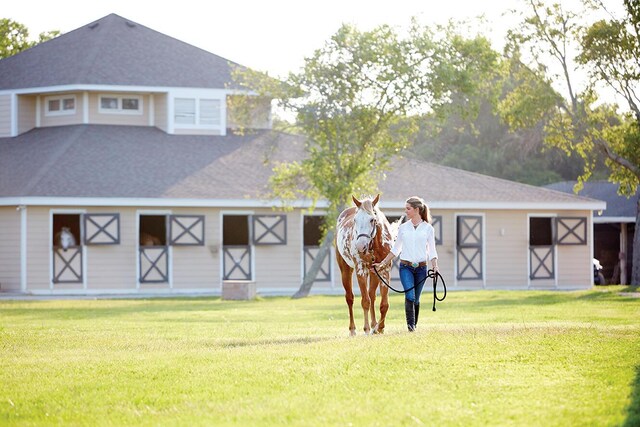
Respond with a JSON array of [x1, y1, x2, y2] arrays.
[[223, 246, 252, 280], [223, 215, 252, 280], [303, 246, 331, 281], [53, 247, 83, 283], [139, 246, 169, 283], [456, 215, 483, 280]]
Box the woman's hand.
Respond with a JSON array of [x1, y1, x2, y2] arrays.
[[371, 261, 386, 271]]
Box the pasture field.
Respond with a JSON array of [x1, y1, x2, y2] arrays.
[[0, 286, 639, 426]]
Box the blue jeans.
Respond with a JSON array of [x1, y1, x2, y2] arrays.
[[399, 264, 427, 304]]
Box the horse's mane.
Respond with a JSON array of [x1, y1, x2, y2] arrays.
[[387, 215, 404, 241]]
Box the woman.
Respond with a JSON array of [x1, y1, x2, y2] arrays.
[[373, 196, 439, 332]]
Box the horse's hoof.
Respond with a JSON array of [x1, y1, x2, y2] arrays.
[[349, 330, 356, 337]]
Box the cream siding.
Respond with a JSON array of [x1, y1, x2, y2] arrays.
[[154, 94, 168, 132], [17, 95, 36, 135], [485, 211, 530, 288], [88, 93, 150, 126], [0, 207, 22, 290], [25, 206, 54, 290], [170, 207, 219, 289], [0, 94, 11, 137], [40, 92, 84, 128], [556, 210, 593, 287], [253, 210, 303, 291], [85, 207, 136, 290]]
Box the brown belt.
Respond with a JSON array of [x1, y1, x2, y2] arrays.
[[400, 260, 427, 267]]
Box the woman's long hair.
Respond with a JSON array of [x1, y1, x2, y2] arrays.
[[406, 196, 432, 223]]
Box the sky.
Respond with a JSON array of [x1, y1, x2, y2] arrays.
[[4, 0, 526, 78]]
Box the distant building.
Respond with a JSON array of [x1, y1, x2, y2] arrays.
[[545, 181, 637, 284]]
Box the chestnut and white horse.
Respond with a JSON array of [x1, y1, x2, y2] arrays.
[[335, 194, 398, 335]]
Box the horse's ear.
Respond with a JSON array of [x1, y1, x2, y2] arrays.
[[352, 195, 362, 207], [372, 194, 380, 207]]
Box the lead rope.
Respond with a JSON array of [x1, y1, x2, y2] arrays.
[[372, 265, 447, 311]]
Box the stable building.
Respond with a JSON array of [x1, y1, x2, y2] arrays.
[[0, 14, 605, 296], [545, 181, 637, 284]]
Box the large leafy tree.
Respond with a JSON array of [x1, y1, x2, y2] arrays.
[[235, 23, 498, 297], [0, 18, 59, 59], [500, 0, 640, 284]]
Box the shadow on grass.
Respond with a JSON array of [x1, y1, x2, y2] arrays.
[[0, 297, 347, 321], [624, 365, 640, 427], [460, 287, 639, 309], [0, 299, 255, 320], [219, 335, 340, 348]]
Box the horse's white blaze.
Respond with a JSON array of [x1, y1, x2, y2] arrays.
[[55, 227, 76, 250]]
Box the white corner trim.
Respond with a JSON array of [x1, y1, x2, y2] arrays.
[[20, 205, 27, 292], [11, 93, 18, 137]]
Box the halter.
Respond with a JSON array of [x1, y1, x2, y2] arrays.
[[356, 216, 377, 251]]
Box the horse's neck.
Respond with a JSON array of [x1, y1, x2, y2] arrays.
[[371, 224, 391, 262]]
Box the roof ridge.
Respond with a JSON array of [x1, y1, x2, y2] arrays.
[[76, 15, 121, 83]]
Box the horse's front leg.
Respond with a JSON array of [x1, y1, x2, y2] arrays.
[[356, 274, 371, 334], [376, 272, 390, 334], [368, 275, 379, 334], [337, 253, 356, 336]]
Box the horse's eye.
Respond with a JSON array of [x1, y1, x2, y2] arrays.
[[370, 219, 375, 224]]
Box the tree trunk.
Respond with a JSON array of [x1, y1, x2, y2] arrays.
[[292, 229, 335, 298], [631, 198, 640, 286]]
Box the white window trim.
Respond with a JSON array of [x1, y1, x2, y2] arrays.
[[45, 95, 76, 116], [99, 94, 143, 115], [173, 96, 224, 130]]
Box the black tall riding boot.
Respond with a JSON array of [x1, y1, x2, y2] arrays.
[[414, 302, 420, 328], [405, 299, 415, 332]]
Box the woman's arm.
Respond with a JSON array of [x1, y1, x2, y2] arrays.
[[427, 226, 439, 272]]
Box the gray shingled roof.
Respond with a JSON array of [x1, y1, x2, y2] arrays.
[[544, 181, 637, 218], [0, 125, 303, 199], [0, 124, 603, 209], [380, 158, 601, 206], [0, 14, 244, 90]]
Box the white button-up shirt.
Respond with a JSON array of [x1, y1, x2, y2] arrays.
[[391, 220, 438, 263]]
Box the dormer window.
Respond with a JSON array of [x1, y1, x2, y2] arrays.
[[46, 95, 76, 116], [99, 95, 142, 114]]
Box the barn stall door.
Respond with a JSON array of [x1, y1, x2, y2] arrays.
[[139, 215, 169, 283], [303, 216, 331, 281], [52, 213, 83, 284], [222, 215, 252, 280], [528, 216, 586, 282], [456, 215, 483, 281], [529, 217, 555, 280]]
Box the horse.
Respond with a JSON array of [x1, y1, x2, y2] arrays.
[[335, 194, 399, 336], [139, 232, 162, 246], [54, 227, 76, 252]]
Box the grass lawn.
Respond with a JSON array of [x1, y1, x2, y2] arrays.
[[1, 286, 639, 426]]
